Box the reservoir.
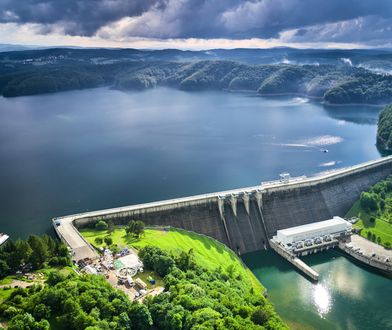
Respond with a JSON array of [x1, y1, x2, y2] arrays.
[[0, 87, 390, 328], [0, 87, 381, 238], [243, 250, 392, 330]]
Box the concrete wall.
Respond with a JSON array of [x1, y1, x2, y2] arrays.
[[73, 158, 392, 254], [261, 161, 392, 237]]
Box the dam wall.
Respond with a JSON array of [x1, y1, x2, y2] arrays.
[[55, 156, 392, 259], [261, 159, 392, 237]]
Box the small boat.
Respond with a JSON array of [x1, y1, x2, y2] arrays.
[[0, 233, 9, 246], [320, 149, 329, 153]]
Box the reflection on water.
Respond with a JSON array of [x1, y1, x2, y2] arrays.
[[312, 283, 332, 317], [243, 250, 392, 330], [322, 104, 382, 125], [0, 88, 382, 240]]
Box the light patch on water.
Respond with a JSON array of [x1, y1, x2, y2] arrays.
[[319, 161, 341, 167], [330, 260, 365, 299], [303, 135, 343, 146], [312, 283, 332, 317], [291, 97, 309, 104]]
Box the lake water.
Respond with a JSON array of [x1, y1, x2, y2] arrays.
[[0, 87, 389, 328], [243, 250, 392, 330], [0, 87, 381, 238]]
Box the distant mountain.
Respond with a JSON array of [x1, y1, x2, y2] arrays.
[[1, 47, 392, 104], [0, 44, 36, 52], [2, 46, 392, 66]]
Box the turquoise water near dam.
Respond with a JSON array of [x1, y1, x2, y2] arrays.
[[0, 87, 390, 328], [243, 250, 392, 330]]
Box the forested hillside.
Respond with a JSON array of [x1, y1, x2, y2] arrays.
[[1, 48, 392, 104], [377, 104, 392, 151]]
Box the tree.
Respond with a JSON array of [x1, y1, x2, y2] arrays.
[[104, 237, 112, 246], [251, 307, 270, 325], [8, 313, 49, 330], [95, 220, 108, 231], [46, 271, 66, 286], [125, 220, 145, 238], [377, 236, 382, 244], [0, 259, 10, 278], [14, 239, 33, 267], [27, 235, 48, 269], [94, 237, 103, 245], [33, 304, 51, 320], [129, 303, 153, 330], [107, 220, 115, 235], [360, 192, 379, 212], [154, 255, 175, 277]]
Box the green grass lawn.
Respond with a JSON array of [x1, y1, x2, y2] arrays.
[[81, 227, 263, 291], [346, 200, 392, 247]]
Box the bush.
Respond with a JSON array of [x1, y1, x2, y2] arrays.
[[95, 220, 108, 231], [94, 237, 103, 245], [104, 237, 113, 246], [360, 192, 379, 212]]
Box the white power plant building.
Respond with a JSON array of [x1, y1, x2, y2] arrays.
[[275, 216, 352, 248]]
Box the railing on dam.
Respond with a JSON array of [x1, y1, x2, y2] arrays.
[[52, 155, 392, 261]]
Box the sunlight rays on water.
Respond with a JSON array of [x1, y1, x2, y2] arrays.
[[312, 283, 332, 317]]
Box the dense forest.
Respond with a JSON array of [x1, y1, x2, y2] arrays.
[[0, 245, 286, 329], [1, 48, 392, 104], [377, 104, 392, 151]]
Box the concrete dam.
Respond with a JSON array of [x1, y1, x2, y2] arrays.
[[54, 156, 392, 261]]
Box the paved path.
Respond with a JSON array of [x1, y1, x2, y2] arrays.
[[55, 216, 98, 261], [349, 234, 392, 259]]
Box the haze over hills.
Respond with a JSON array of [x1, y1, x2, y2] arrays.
[[1, 47, 392, 104]]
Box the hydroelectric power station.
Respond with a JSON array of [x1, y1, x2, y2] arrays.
[[53, 156, 392, 277]]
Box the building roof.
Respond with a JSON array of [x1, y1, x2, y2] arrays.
[[277, 216, 349, 237]]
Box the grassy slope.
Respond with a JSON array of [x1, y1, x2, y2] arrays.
[[346, 199, 392, 246], [81, 227, 263, 291]]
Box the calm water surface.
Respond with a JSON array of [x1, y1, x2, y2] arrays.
[[0, 87, 381, 237], [243, 250, 392, 330], [0, 87, 389, 329]]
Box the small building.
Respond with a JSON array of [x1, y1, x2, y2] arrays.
[[275, 216, 352, 248]]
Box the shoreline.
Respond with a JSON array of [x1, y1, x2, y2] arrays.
[[1, 85, 389, 107]]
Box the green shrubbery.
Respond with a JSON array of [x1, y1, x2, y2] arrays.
[[351, 175, 392, 248], [140, 246, 287, 329], [0, 235, 71, 278], [0, 242, 287, 329], [0, 273, 153, 330], [377, 104, 392, 151]]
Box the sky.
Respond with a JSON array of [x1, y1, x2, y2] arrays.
[[0, 0, 391, 49]]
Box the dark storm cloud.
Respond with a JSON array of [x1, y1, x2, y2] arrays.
[[1, 0, 392, 44], [0, 0, 166, 36]]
